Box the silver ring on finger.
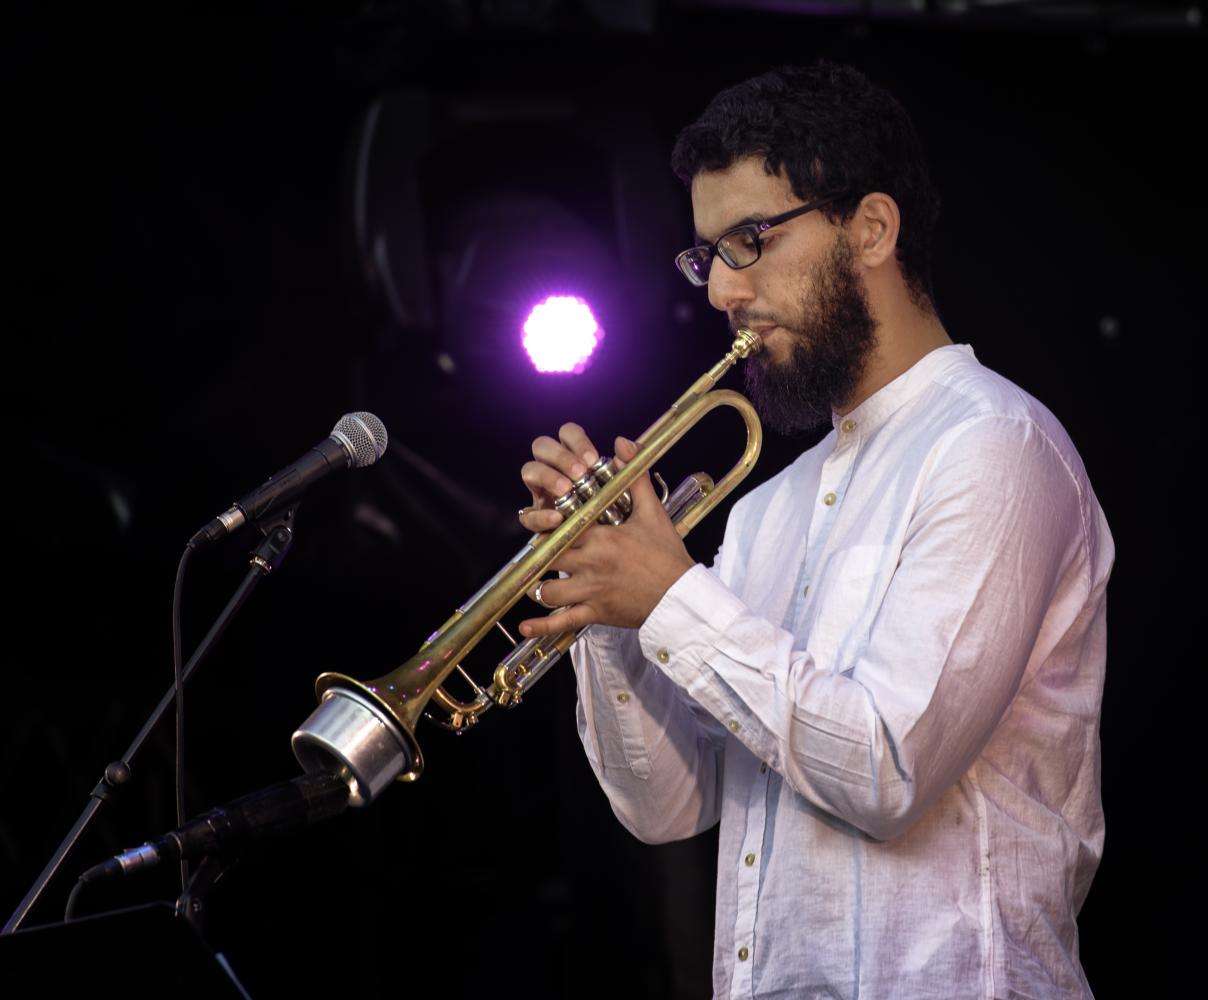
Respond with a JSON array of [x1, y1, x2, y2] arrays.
[[534, 579, 556, 610]]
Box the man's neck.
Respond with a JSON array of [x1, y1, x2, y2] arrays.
[[838, 297, 952, 417]]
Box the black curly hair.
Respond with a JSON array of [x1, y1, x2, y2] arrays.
[[671, 62, 941, 309]]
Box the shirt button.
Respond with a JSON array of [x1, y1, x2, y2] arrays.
[[759, 762, 768, 774], [737, 946, 750, 962], [744, 852, 756, 866], [841, 419, 856, 434], [616, 692, 630, 704], [727, 720, 740, 733], [823, 492, 837, 506], [656, 648, 669, 664]]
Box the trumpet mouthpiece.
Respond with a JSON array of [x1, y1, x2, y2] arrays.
[[733, 327, 763, 357]]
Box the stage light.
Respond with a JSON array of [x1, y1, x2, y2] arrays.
[[349, 91, 682, 391], [521, 295, 601, 374]]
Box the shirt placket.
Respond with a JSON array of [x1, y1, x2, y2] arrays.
[[800, 419, 861, 611], [729, 753, 768, 997], [728, 418, 865, 997]]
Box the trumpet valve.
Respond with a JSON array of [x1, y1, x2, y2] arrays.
[[591, 457, 633, 519], [553, 456, 632, 526], [553, 491, 582, 517]]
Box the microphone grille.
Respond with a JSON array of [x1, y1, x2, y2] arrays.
[[332, 412, 389, 469]]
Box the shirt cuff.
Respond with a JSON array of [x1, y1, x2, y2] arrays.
[[638, 563, 750, 691], [578, 622, 637, 657]]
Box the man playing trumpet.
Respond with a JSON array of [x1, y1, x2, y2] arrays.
[[517, 63, 1112, 1000]]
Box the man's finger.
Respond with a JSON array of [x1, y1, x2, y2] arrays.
[[614, 435, 640, 464], [614, 436, 662, 516], [518, 604, 592, 638], [548, 532, 601, 572], [558, 423, 600, 468], [521, 459, 574, 501], [519, 507, 564, 532], [526, 574, 581, 609]]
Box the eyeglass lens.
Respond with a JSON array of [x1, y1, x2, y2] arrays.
[[679, 250, 710, 284], [716, 228, 760, 269], [678, 226, 763, 285]]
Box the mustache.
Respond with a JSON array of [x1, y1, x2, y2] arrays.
[[729, 312, 782, 335]]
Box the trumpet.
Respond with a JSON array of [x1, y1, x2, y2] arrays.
[[291, 328, 763, 805]]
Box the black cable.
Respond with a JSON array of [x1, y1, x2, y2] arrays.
[[173, 544, 193, 894], [63, 879, 85, 922], [5, 538, 276, 935]]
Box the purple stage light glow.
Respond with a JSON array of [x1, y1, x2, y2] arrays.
[[522, 296, 602, 374]]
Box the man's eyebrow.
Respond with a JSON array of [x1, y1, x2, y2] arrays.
[[693, 213, 769, 246]]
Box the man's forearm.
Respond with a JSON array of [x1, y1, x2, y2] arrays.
[[572, 624, 723, 844]]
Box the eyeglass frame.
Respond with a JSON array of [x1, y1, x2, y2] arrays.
[[674, 193, 848, 287]]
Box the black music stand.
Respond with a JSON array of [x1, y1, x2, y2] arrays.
[[0, 902, 253, 998]]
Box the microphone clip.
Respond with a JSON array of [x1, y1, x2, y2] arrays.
[[247, 503, 298, 576], [175, 853, 236, 934]]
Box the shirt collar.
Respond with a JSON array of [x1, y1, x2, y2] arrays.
[[832, 343, 976, 436]]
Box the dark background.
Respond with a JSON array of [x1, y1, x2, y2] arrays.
[[2, 2, 1200, 996]]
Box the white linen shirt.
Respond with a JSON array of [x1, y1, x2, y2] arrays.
[[571, 344, 1113, 1000]]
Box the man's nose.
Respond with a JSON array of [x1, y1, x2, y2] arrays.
[[707, 258, 755, 314]]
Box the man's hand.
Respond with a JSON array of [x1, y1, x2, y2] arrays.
[[517, 424, 696, 636]]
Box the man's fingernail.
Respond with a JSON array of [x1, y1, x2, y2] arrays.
[[556, 477, 572, 493], [570, 463, 586, 479], [584, 450, 599, 466], [519, 622, 533, 636]]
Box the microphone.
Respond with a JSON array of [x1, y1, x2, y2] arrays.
[[190, 411, 388, 547], [79, 773, 350, 883]]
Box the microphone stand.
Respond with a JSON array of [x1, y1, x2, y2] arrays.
[[2, 506, 299, 935]]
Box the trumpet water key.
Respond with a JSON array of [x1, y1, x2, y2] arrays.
[[291, 329, 763, 806]]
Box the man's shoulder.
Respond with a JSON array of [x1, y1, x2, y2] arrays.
[[938, 349, 1044, 412], [914, 351, 1111, 565], [922, 348, 1084, 471]]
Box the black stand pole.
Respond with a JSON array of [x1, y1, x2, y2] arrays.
[[2, 513, 297, 935]]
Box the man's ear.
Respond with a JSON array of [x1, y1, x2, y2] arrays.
[[849, 192, 901, 269]]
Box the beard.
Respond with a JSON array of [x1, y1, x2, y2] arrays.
[[738, 234, 878, 434]]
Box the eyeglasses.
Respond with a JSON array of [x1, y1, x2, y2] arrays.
[[674, 193, 846, 287]]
